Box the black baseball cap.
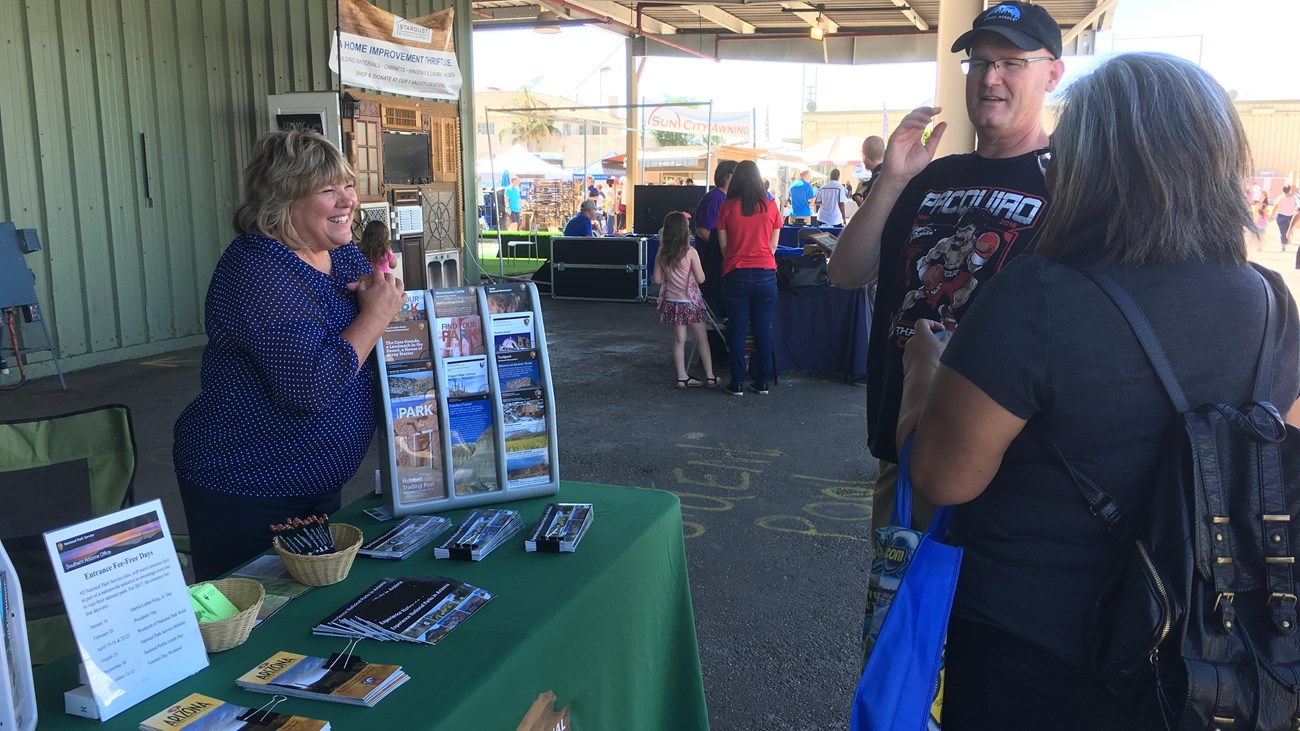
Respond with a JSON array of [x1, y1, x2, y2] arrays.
[[950, 2, 1063, 59]]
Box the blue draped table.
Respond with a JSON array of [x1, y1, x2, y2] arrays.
[[772, 283, 871, 382]]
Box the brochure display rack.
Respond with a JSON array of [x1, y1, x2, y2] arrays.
[[376, 282, 559, 516]]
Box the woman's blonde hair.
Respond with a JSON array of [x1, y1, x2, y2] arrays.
[[233, 130, 357, 250]]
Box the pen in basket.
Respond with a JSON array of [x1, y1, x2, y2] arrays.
[[271, 515, 337, 555]]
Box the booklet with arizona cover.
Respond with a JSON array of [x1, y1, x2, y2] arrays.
[[138, 692, 330, 730], [236, 651, 408, 707]]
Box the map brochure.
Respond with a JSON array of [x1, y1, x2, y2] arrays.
[[312, 576, 494, 645], [230, 557, 313, 626], [524, 503, 594, 553], [137, 692, 329, 731], [236, 650, 408, 707], [357, 515, 452, 560], [433, 509, 524, 561]]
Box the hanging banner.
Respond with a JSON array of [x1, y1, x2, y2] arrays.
[[329, 0, 462, 100], [644, 107, 751, 139]]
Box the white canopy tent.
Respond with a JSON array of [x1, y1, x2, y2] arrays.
[[475, 144, 570, 181]]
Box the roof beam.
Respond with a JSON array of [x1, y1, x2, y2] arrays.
[[1062, 0, 1117, 46], [682, 5, 755, 35], [888, 0, 929, 31], [780, 2, 839, 34], [552, 0, 679, 35]]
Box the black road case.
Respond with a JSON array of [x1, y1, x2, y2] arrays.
[[551, 236, 647, 302]]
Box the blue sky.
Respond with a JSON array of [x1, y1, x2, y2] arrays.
[[471, 0, 1297, 142]]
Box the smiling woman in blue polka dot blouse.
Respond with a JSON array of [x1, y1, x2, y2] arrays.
[[173, 130, 407, 580]]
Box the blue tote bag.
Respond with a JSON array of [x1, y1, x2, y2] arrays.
[[851, 435, 963, 731]]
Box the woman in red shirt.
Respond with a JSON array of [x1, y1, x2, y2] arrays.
[[717, 160, 783, 395]]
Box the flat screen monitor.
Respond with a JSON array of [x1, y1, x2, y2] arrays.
[[382, 132, 432, 185]]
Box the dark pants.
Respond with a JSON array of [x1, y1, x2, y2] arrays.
[[177, 476, 341, 580], [723, 268, 777, 386], [1279, 213, 1294, 246], [943, 617, 1156, 731]]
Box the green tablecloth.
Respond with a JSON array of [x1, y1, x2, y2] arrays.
[[33, 482, 709, 730]]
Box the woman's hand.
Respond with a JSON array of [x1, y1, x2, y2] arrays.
[[349, 272, 406, 324], [897, 319, 950, 446], [902, 318, 951, 376], [340, 273, 405, 370]]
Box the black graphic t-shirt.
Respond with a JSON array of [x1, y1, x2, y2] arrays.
[[866, 150, 1050, 463]]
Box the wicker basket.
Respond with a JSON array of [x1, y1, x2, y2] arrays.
[[273, 523, 363, 586], [192, 577, 265, 653]]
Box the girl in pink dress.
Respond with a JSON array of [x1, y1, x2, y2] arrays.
[[359, 219, 397, 274], [654, 211, 718, 389]]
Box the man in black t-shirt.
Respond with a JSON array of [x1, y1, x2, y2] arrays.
[[827, 1, 1064, 535]]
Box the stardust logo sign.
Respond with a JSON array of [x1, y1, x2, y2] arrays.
[[329, 0, 462, 100]]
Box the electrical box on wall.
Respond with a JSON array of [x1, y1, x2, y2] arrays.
[[267, 92, 343, 149]]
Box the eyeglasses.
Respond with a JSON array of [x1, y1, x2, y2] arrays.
[[960, 57, 1054, 76]]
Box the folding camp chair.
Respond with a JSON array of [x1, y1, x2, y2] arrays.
[[0, 405, 137, 664]]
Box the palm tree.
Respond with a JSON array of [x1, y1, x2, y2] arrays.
[[499, 87, 558, 148]]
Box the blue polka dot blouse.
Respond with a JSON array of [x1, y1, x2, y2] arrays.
[[173, 233, 378, 497]]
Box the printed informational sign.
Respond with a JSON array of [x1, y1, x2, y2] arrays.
[[43, 500, 207, 721], [328, 0, 462, 101]]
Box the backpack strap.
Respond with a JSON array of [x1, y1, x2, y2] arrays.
[[1086, 268, 1292, 618]]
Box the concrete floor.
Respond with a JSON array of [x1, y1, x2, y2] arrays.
[[3, 288, 875, 731], [8, 225, 1296, 730]]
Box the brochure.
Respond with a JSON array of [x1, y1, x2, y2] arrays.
[[357, 515, 452, 560], [444, 355, 489, 398], [491, 313, 534, 353], [313, 576, 494, 644], [496, 350, 542, 393], [434, 509, 524, 561], [446, 396, 501, 496], [138, 693, 330, 731], [237, 651, 408, 707], [379, 292, 432, 363], [43, 500, 207, 721], [432, 287, 485, 358], [484, 282, 532, 315], [390, 389, 445, 503], [502, 390, 551, 487], [248, 578, 312, 627], [525, 503, 594, 553]]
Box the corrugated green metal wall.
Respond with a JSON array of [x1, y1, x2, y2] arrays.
[[0, 0, 475, 377]]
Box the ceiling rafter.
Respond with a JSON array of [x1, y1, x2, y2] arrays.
[[682, 5, 755, 35], [888, 0, 928, 31], [553, 0, 679, 35], [779, 2, 839, 34]]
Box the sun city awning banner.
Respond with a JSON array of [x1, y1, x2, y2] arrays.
[[644, 107, 752, 139], [328, 0, 462, 100]]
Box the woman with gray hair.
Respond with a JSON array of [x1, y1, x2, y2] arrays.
[[895, 53, 1300, 728], [173, 130, 405, 580]]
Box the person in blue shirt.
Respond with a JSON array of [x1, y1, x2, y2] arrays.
[[563, 200, 600, 236], [173, 130, 406, 580], [788, 169, 817, 224], [505, 175, 523, 230]]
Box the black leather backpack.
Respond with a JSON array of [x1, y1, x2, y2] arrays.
[[1052, 267, 1300, 730]]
